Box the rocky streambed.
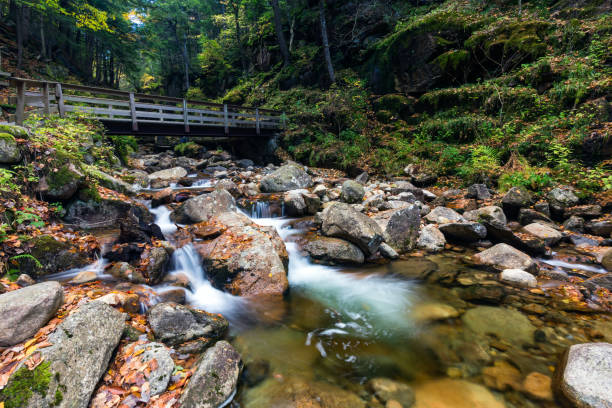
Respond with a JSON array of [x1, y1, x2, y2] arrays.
[[0, 139, 611, 408]]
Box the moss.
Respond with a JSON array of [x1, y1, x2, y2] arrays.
[[77, 185, 102, 203], [174, 142, 202, 157], [433, 49, 470, 72], [0, 132, 16, 142], [0, 361, 53, 408], [47, 165, 79, 191], [0, 124, 28, 138], [52, 389, 63, 406]]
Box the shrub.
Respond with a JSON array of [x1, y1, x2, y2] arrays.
[[439, 146, 466, 174], [174, 142, 202, 157], [110, 135, 138, 164]]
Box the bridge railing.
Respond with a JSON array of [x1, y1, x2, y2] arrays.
[[9, 77, 285, 136]]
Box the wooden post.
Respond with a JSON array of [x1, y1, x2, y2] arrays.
[[15, 80, 25, 125], [183, 99, 190, 133], [108, 104, 114, 119], [223, 104, 229, 135], [255, 108, 260, 136], [159, 108, 163, 122], [55, 83, 65, 117], [42, 82, 50, 115], [129, 92, 138, 132]]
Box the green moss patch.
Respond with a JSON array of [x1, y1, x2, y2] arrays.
[[0, 362, 53, 408]]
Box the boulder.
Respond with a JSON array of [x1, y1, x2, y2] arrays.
[[148, 302, 228, 347], [303, 236, 364, 265], [439, 222, 487, 242], [379, 242, 399, 259], [500, 269, 538, 288], [523, 372, 553, 401], [373, 205, 421, 252], [0, 124, 28, 138], [260, 163, 312, 192], [462, 306, 536, 345], [0, 301, 125, 408], [502, 187, 531, 218], [0, 281, 64, 346], [40, 163, 83, 201], [18, 234, 94, 277], [518, 208, 553, 225], [547, 186, 579, 216], [563, 215, 585, 232], [554, 342, 612, 408], [602, 248, 612, 271], [341, 180, 365, 203], [390, 180, 424, 201], [522, 223, 563, 246], [64, 198, 153, 230], [179, 340, 242, 408], [466, 184, 491, 200], [417, 224, 446, 252], [464, 206, 507, 225], [0, 133, 22, 163], [284, 189, 320, 216], [412, 302, 459, 324], [171, 189, 236, 224], [151, 187, 174, 207], [368, 378, 415, 407], [472, 243, 537, 273], [564, 205, 602, 219], [133, 342, 175, 396], [143, 246, 171, 284], [587, 219, 612, 237], [196, 212, 289, 297], [321, 202, 384, 256], [424, 206, 464, 224], [480, 217, 547, 256], [148, 166, 188, 183]]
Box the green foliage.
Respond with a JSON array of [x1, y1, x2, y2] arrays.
[[0, 169, 19, 193], [110, 136, 138, 164], [439, 146, 466, 174], [498, 170, 553, 192], [418, 114, 495, 142], [0, 361, 52, 408], [458, 145, 500, 182], [174, 142, 202, 157], [13, 209, 45, 229]]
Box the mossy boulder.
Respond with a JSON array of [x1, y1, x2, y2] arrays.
[[0, 133, 22, 164], [373, 94, 415, 121], [39, 164, 84, 202], [18, 234, 95, 277], [0, 124, 28, 139]]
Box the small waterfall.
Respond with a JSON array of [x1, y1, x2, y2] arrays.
[[149, 204, 177, 235], [242, 200, 284, 219], [167, 244, 244, 316], [44, 257, 109, 281]]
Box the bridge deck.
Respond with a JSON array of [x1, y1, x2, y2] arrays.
[[7, 77, 284, 137]]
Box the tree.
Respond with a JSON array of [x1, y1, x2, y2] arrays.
[[319, 0, 335, 83], [269, 0, 290, 66]]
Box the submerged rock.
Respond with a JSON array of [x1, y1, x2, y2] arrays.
[[179, 340, 242, 408], [554, 342, 612, 408], [462, 306, 535, 345], [303, 236, 365, 265], [260, 163, 313, 192], [0, 281, 64, 346], [500, 269, 537, 288], [1, 301, 125, 408], [368, 377, 415, 407], [413, 379, 505, 408], [321, 202, 384, 256]]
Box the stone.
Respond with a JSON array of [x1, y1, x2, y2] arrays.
[[602, 248, 612, 271], [416, 224, 445, 253], [96, 292, 140, 314], [148, 166, 188, 182], [2, 301, 125, 408], [587, 219, 612, 237], [523, 372, 553, 401], [472, 243, 537, 273], [260, 163, 313, 192], [413, 379, 505, 408], [462, 306, 536, 345], [548, 186, 579, 216], [236, 158, 254, 168], [424, 206, 464, 224], [41, 163, 83, 201], [500, 269, 538, 288], [303, 236, 364, 265], [148, 302, 228, 347], [412, 303, 459, 324], [368, 378, 415, 408], [284, 189, 307, 216], [93, 170, 135, 194], [151, 187, 174, 207], [555, 342, 612, 408], [179, 340, 242, 408], [196, 212, 289, 297], [518, 208, 553, 225], [64, 198, 153, 230], [379, 242, 399, 259], [482, 360, 522, 391], [355, 172, 369, 184], [215, 179, 239, 195], [0, 133, 22, 163], [565, 205, 602, 219], [373, 205, 421, 252], [15, 273, 35, 287], [466, 184, 491, 200], [69, 270, 98, 284], [133, 342, 174, 396], [563, 215, 585, 232], [439, 222, 487, 242], [321, 202, 384, 256], [171, 189, 236, 224], [341, 180, 365, 203], [502, 187, 532, 218], [464, 206, 507, 225], [0, 281, 64, 346], [522, 223, 563, 246]]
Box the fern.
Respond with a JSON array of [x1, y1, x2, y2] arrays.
[[10, 254, 43, 269]]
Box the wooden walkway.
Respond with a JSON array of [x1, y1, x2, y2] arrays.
[[7, 76, 284, 137]]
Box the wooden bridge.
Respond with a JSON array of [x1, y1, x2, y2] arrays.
[[6, 76, 285, 138]]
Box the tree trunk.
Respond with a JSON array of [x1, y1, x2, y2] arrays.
[[39, 12, 46, 59], [270, 0, 290, 66], [15, 3, 24, 68], [182, 33, 190, 90], [319, 0, 335, 83], [233, 4, 247, 72]]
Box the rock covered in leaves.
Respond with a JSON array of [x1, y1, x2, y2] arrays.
[[0, 301, 125, 408], [179, 340, 242, 408], [259, 163, 313, 193], [0, 281, 64, 346]]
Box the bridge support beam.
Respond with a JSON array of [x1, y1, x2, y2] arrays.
[[15, 80, 25, 125]]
